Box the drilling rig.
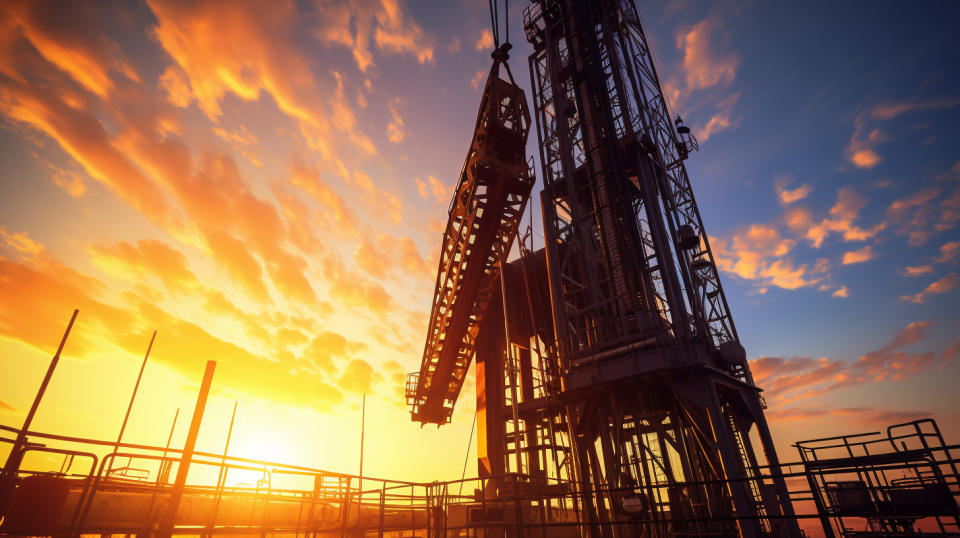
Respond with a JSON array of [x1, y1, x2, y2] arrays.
[[406, 0, 801, 536]]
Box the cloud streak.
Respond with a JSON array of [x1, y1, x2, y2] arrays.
[[752, 320, 942, 409]]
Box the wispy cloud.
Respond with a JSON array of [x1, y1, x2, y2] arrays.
[[798, 188, 885, 248], [871, 96, 960, 120], [900, 273, 959, 304], [766, 406, 929, 425], [3, 0, 140, 98], [903, 265, 934, 277], [413, 175, 451, 204], [312, 0, 434, 73], [885, 185, 951, 246], [387, 97, 407, 143], [752, 321, 941, 408], [775, 179, 813, 205], [935, 241, 960, 263], [695, 91, 740, 142]]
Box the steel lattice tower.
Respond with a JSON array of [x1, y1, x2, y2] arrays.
[[518, 0, 801, 536]]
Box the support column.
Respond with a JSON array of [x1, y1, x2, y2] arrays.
[[517, 347, 541, 477], [158, 360, 216, 537], [705, 381, 761, 538], [752, 401, 802, 538], [476, 318, 506, 495]]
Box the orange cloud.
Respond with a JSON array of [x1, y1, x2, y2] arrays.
[[678, 18, 738, 91], [447, 37, 461, 54], [712, 224, 818, 290], [128, 295, 347, 411], [0, 51, 175, 226], [386, 97, 406, 143], [413, 175, 451, 204], [804, 188, 885, 248], [0, 227, 45, 258], [39, 159, 88, 198], [752, 321, 941, 408], [113, 134, 320, 307], [767, 406, 929, 426], [900, 273, 959, 304], [940, 184, 960, 232], [158, 64, 191, 108], [475, 29, 493, 51], [88, 239, 200, 294], [871, 96, 960, 120], [270, 184, 326, 256], [302, 331, 366, 375], [775, 179, 812, 205], [205, 231, 270, 303], [945, 334, 960, 364], [886, 186, 944, 246], [935, 241, 960, 263], [470, 69, 486, 90], [0, 249, 354, 412], [313, 0, 434, 72], [348, 169, 403, 224], [851, 149, 880, 168], [338, 358, 385, 395], [322, 255, 398, 317], [2, 0, 139, 98], [841, 245, 875, 265], [846, 114, 887, 169], [0, 258, 132, 357], [212, 125, 261, 167], [831, 285, 849, 298], [354, 233, 432, 281], [289, 159, 359, 236], [148, 0, 376, 163], [903, 265, 934, 277], [695, 92, 739, 142]]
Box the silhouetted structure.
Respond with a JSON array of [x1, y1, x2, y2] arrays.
[[408, 0, 801, 536]]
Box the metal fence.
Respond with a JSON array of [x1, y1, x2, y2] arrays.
[[1, 419, 958, 537]]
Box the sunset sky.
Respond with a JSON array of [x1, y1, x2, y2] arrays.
[[1, 0, 958, 484]]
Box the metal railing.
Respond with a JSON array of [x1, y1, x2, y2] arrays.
[[1, 419, 958, 537]]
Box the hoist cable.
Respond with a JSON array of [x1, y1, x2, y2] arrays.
[[457, 408, 478, 497], [488, 0, 500, 49], [488, 0, 511, 51]]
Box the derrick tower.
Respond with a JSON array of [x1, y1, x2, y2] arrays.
[[522, 1, 798, 535], [408, 0, 801, 536]]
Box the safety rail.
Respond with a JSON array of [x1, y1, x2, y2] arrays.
[[1, 420, 958, 537]]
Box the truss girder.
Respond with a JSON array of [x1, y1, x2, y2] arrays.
[[407, 67, 535, 425]]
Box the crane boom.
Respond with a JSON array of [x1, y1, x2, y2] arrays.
[[406, 63, 533, 425]]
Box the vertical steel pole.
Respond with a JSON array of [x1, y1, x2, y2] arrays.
[[499, 249, 524, 478], [207, 401, 237, 536], [158, 360, 216, 537], [358, 394, 365, 505], [0, 309, 78, 515], [159, 408, 180, 484], [113, 331, 157, 470], [144, 408, 179, 534]]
